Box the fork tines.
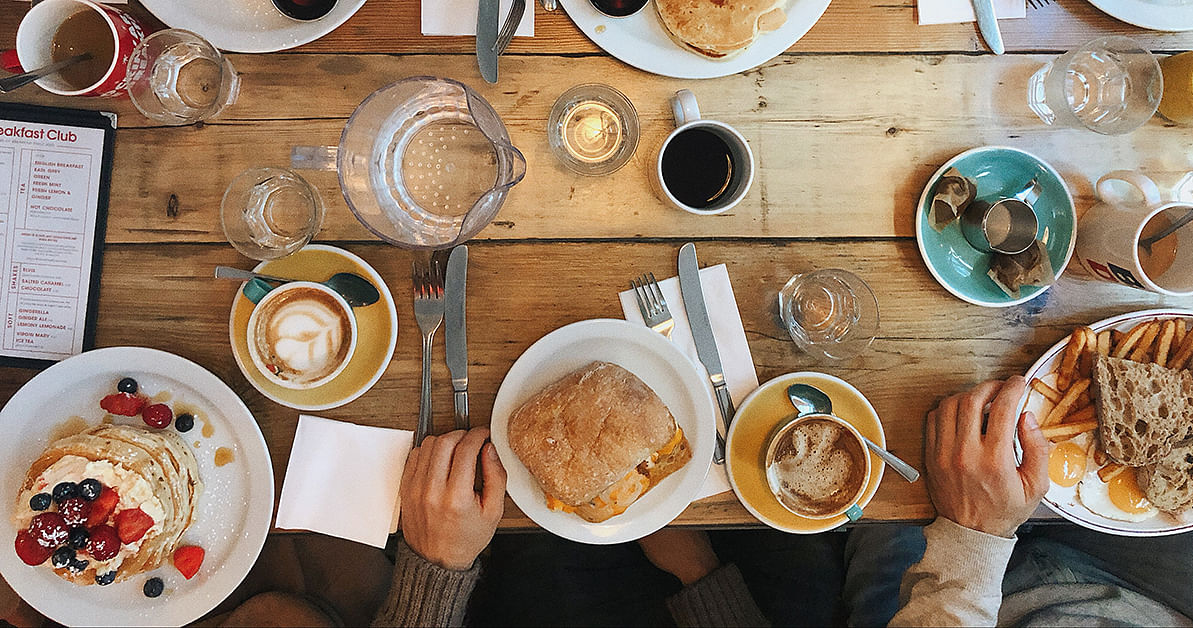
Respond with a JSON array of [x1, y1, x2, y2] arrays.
[[1026, 0, 1052, 10], [632, 272, 675, 339]]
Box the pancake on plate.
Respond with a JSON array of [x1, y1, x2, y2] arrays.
[[655, 0, 788, 59]]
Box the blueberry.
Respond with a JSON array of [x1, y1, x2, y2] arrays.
[[143, 577, 164, 598], [95, 571, 117, 586], [68, 527, 89, 550], [78, 479, 102, 501], [29, 493, 52, 511], [175, 413, 195, 433], [52, 482, 77, 504], [117, 377, 138, 394], [67, 558, 89, 574], [51, 548, 74, 569]]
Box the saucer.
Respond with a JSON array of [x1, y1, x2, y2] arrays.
[[915, 146, 1076, 308], [725, 372, 885, 534], [228, 244, 397, 411]]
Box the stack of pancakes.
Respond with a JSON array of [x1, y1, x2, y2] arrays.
[[656, 0, 788, 59], [16, 425, 202, 585]]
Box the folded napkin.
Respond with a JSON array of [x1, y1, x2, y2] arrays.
[[918, 0, 1024, 25], [619, 264, 759, 500], [275, 415, 413, 549], [422, 0, 534, 37]]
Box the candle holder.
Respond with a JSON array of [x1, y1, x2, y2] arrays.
[[548, 83, 639, 176]]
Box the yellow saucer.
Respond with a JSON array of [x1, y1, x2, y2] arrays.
[[228, 245, 398, 411], [726, 372, 886, 533]]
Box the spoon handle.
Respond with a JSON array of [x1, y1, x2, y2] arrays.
[[1140, 208, 1193, 250], [0, 54, 89, 94], [861, 436, 920, 482], [214, 266, 292, 284]]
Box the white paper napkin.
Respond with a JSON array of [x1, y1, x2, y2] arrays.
[[275, 415, 414, 549], [918, 0, 1024, 25], [422, 0, 534, 37], [619, 264, 759, 500]]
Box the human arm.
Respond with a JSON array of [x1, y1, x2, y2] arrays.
[[639, 528, 771, 627], [371, 428, 507, 627], [890, 377, 1050, 627]]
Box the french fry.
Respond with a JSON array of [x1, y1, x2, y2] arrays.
[[1063, 404, 1096, 424], [1077, 327, 1097, 379], [1057, 331, 1086, 390], [1044, 378, 1091, 427], [1075, 391, 1091, 408], [1043, 420, 1098, 440], [1097, 463, 1128, 482], [1113, 322, 1150, 358], [1170, 327, 1193, 370], [1155, 320, 1177, 367], [1093, 447, 1108, 467], [1097, 330, 1111, 357], [1128, 321, 1162, 363], [1031, 378, 1062, 404], [1175, 320, 1188, 352]]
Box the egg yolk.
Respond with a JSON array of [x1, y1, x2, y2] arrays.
[[1048, 441, 1087, 488], [1108, 471, 1152, 514]]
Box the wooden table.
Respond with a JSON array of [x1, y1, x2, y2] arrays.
[[1, 0, 1192, 530]]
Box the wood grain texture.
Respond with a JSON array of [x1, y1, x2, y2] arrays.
[[0, 240, 1185, 527], [3, 53, 1190, 244]]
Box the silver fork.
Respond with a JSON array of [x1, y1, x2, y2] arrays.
[[632, 273, 675, 339], [495, 0, 526, 55], [1026, 0, 1051, 9], [413, 259, 445, 445]]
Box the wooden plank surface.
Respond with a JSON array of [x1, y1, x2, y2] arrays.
[[0, 240, 1185, 527], [4, 54, 1191, 245]]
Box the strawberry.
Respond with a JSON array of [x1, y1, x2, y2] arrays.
[[141, 403, 172, 429], [86, 487, 119, 527], [114, 508, 154, 544], [28, 512, 69, 549], [87, 525, 120, 561], [58, 498, 91, 527], [173, 545, 204, 580], [15, 530, 52, 566], [100, 392, 145, 417]]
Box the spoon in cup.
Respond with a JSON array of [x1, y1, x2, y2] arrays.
[[0, 53, 90, 94], [214, 266, 380, 307]]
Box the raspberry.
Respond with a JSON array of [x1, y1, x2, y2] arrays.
[[87, 525, 120, 561], [28, 512, 69, 549], [100, 393, 145, 417], [58, 498, 91, 527], [141, 404, 172, 429]]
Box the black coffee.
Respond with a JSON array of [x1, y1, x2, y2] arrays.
[[272, 0, 337, 20], [661, 128, 735, 209]]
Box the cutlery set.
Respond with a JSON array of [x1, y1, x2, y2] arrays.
[[477, 0, 526, 83], [413, 246, 470, 444]]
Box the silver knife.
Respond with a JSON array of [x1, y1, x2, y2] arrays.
[[972, 0, 1005, 55], [445, 245, 469, 430], [678, 243, 732, 465], [476, 0, 499, 84]]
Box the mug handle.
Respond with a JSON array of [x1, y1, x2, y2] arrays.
[[671, 89, 701, 127], [1096, 170, 1163, 208], [242, 278, 275, 304], [844, 504, 863, 522], [291, 146, 339, 172]]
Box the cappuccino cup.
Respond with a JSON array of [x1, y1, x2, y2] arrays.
[[244, 279, 357, 389], [654, 89, 755, 216], [764, 413, 870, 521]]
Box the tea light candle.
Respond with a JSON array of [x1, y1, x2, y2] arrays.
[[547, 84, 640, 176], [561, 101, 623, 164]]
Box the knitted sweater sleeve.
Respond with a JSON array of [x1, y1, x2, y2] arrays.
[[371, 539, 482, 627], [666, 563, 772, 627]]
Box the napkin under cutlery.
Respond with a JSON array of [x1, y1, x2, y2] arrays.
[[918, 0, 1023, 24], [422, 0, 534, 37], [275, 415, 413, 549], [619, 264, 759, 500]]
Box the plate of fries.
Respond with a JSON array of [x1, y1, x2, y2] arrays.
[[1019, 309, 1193, 536]]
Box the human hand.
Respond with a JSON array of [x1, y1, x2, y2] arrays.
[[638, 528, 720, 586], [924, 376, 1049, 538], [399, 428, 507, 570]]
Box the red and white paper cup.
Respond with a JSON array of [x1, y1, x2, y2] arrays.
[[16, 0, 150, 98]]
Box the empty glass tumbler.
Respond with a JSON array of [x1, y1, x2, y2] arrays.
[[778, 269, 879, 361], [126, 29, 240, 125]]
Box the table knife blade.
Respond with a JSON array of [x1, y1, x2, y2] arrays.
[[972, 0, 1005, 55], [476, 0, 500, 84], [445, 245, 469, 430], [678, 242, 733, 465]]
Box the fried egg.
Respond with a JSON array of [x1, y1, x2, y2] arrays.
[[1048, 432, 1093, 488], [1078, 466, 1158, 523]]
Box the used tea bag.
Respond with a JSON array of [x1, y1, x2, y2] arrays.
[[988, 239, 1055, 299], [928, 168, 976, 232]]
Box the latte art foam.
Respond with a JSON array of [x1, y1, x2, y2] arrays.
[[251, 287, 353, 386], [769, 419, 866, 517]]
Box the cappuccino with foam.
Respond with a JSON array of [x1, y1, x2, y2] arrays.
[[766, 415, 868, 518], [247, 282, 356, 389]]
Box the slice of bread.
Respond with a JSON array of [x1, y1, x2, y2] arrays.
[[1141, 441, 1193, 514], [1092, 355, 1191, 466]]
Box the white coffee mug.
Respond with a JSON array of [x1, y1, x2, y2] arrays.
[[1076, 170, 1193, 296], [246, 281, 358, 389], [654, 89, 755, 216]]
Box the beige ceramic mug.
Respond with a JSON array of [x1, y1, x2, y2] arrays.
[[763, 413, 870, 521]]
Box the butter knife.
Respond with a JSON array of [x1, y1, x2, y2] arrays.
[[972, 0, 1005, 55], [445, 245, 469, 431], [678, 243, 731, 465], [476, 0, 499, 84]]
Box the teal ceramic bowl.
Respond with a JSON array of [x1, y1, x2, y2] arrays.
[[915, 146, 1076, 307]]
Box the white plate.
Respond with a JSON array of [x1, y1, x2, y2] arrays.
[[1085, 0, 1193, 31], [559, 0, 831, 79], [0, 347, 274, 626], [490, 319, 716, 544], [140, 0, 368, 53], [1019, 309, 1193, 536]]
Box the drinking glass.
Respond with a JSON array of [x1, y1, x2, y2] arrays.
[[126, 29, 240, 126], [221, 167, 323, 260], [1159, 51, 1193, 125], [548, 83, 639, 176], [778, 269, 878, 361], [1027, 36, 1162, 136]]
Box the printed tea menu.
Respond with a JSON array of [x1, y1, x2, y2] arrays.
[[0, 104, 113, 367]]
